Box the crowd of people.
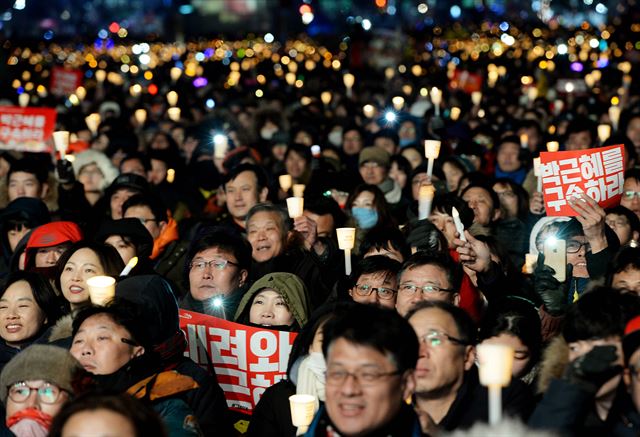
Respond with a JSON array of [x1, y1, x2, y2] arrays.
[[1, 29, 640, 436]]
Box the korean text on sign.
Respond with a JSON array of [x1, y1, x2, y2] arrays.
[[540, 144, 624, 216], [179, 309, 297, 414], [0, 106, 57, 152]]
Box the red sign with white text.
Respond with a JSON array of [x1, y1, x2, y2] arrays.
[[540, 145, 624, 216], [0, 106, 57, 152], [50, 67, 83, 97], [179, 310, 297, 414], [449, 70, 483, 93]]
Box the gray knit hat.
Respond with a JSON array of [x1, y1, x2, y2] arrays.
[[0, 345, 82, 405]]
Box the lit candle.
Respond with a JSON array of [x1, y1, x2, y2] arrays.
[[452, 207, 466, 242], [520, 133, 528, 150], [293, 184, 306, 198], [75, 86, 87, 101], [553, 99, 564, 116], [52, 131, 70, 160], [471, 91, 482, 106], [286, 197, 304, 219], [166, 169, 175, 183], [85, 113, 101, 136], [18, 93, 29, 108], [597, 124, 611, 144], [533, 157, 542, 192], [86, 276, 116, 305], [279, 174, 293, 192], [289, 394, 317, 435], [546, 141, 559, 152], [336, 228, 356, 275], [424, 140, 441, 179], [320, 91, 332, 106], [120, 257, 139, 276], [167, 91, 179, 106], [609, 105, 621, 131], [450, 106, 461, 121], [476, 344, 514, 425], [95, 70, 107, 83], [134, 109, 147, 126], [170, 67, 182, 82], [392, 96, 405, 111], [167, 107, 181, 122], [527, 86, 538, 104], [363, 104, 376, 119], [343, 72, 355, 98], [430, 87, 442, 117], [418, 185, 435, 220]]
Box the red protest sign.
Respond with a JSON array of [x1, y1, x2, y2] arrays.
[[0, 106, 57, 152], [50, 66, 83, 97], [540, 144, 624, 216], [179, 309, 297, 414], [449, 70, 483, 93]]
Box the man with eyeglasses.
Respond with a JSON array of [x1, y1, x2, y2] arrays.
[[407, 301, 532, 433], [395, 252, 462, 317], [306, 304, 422, 436], [180, 228, 251, 320], [0, 344, 82, 436], [621, 169, 640, 219], [123, 194, 189, 296], [348, 256, 401, 309]]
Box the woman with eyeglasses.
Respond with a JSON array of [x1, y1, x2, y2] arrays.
[[0, 344, 82, 436], [69, 302, 202, 437]]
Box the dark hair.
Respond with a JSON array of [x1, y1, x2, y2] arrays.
[[49, 392, 168, 437], [55, 241, 125, 294], [347, 255, 402, 290], [563, 287, 638, 343], [303, 197, 346, 230], [284, 143, 312, 163], [406, 300, 477, 346], [183, 226, 252, 286], [360, 227, 410, 261], [222, 163, 268, 193], [122, 194, 169, 224], [607, 247, 640, 288], [564, 116, 596, 145], [606, 205, 640, 237], [431, 193, 475, 228], [460, 182, 501, 214], [0, 271, 66, 333], [72, 299, 151, 350], [374, 129, 399, 146], [398, 251, 463, 293], [7, 158, 48, 184], [626, 168, 640, 184], [403, 220, 448, 254], [118, 152, 151, 173], [493, 178, 530, 221], [345, 184, 394, 229], [322, 304, 419, 374], [478, 298, 542, 375]]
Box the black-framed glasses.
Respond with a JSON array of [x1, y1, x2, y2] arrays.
[[325, 368, 401, 386], [398, 283, 454, 294], [8, 382, 65, 404], [189, 259, 239, 271], [420, 330, 469, 347], [353, 284, 397, 300], [566, 240, 591, 254]]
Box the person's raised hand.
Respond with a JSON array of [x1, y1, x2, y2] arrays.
[[530, 191, 545, 215], [533, 253, 572, 316], [293, 214, 318, 251], [569, 193, 607, 253], [56, 158, 75, 187], [455, 231, 492, 273]]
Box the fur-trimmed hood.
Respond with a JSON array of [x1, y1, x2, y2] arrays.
[[48, 314, 74, 343], [536, 335, 570, 395]]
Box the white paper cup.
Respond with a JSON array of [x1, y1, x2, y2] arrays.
[[476, 343, 514, 387], [52, 131, 70, 156], [336, 227, 356, 250], [286, 197, 304, 218], [424, 140, 441, 159], [289, 394, 316, 427], [86, 276, 116, 306]]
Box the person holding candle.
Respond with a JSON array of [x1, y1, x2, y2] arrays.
[[408, 301, 533, 433]]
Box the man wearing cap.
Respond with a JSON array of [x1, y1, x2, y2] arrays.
[[0, 345, 82, 436], [106, 173, 151, 220], [359, 147, 402, 205]]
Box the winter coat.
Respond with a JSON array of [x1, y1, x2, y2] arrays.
[[247, 379, 297, 437]]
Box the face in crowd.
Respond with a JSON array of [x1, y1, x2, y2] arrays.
[[8, 172, 48, 202], [395, 263, 459, 317], [224, 171, 268, 225], [188, 246, 248, 301], [59, 248, 106, 311], [349, 271, 398, 310], [246, 210, 288, 263], [0, 280, 46, 348], [249, 289, 295, 327]]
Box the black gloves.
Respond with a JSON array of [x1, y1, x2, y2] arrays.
[[533, 254, 573, 316], [563, 345, 622, 394], [56, 159, 76, 185]]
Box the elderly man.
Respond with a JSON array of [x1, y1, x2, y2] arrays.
[[358, 147, 402, 205], [246, 203, 330, 309], [306, 304, 421, 436], [408, 301, 532, 433], [395, 252, 462, 317], [180, 228, 251, 319]]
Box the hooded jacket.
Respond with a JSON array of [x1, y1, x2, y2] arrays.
[[115, 275, 232, 436], [234, 272, 310, 330]]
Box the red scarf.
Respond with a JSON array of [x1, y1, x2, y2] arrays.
[[6, 408, 53, 430]]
